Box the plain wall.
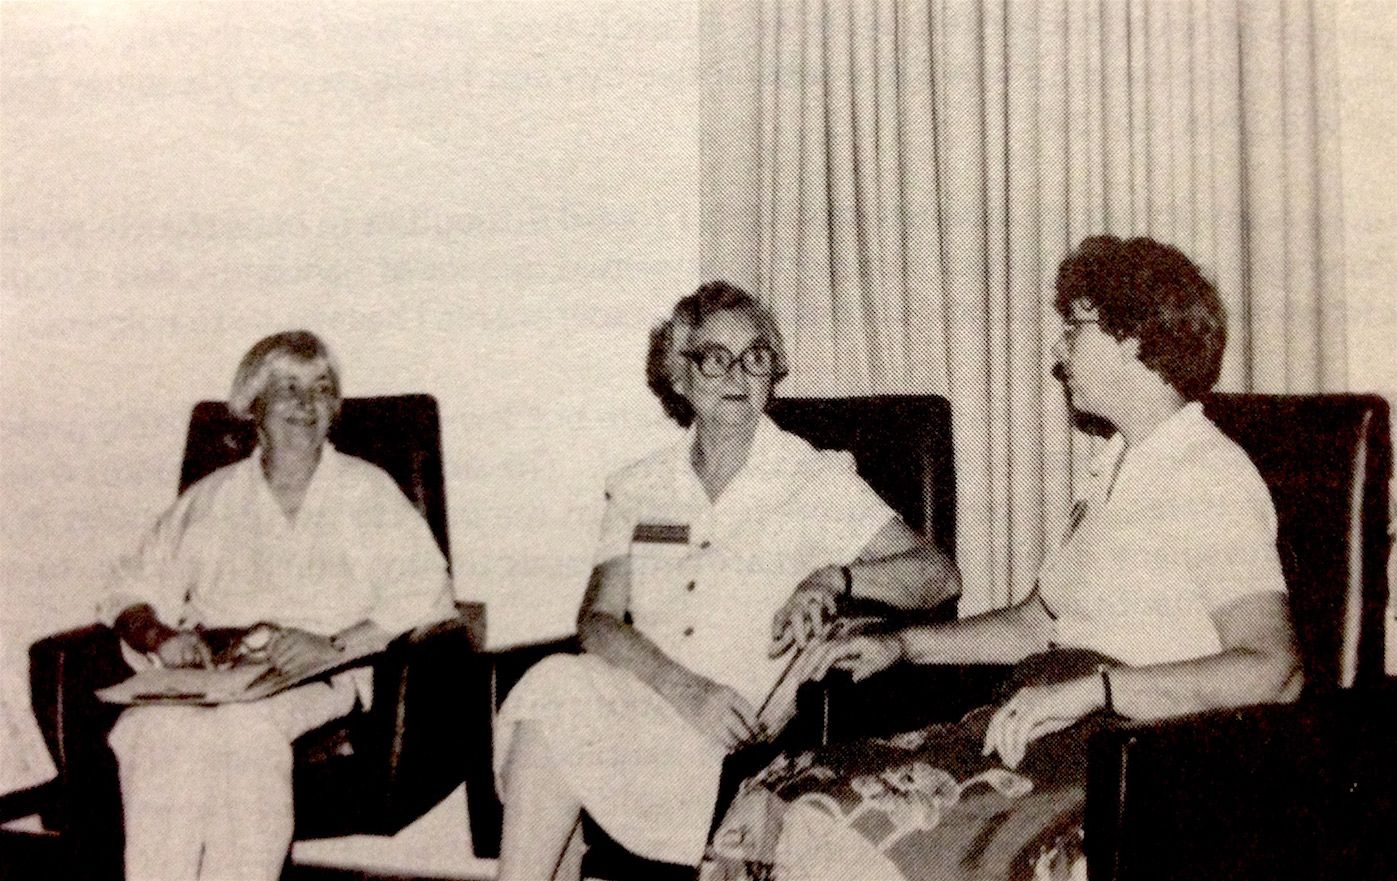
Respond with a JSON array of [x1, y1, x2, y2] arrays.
[[1, 0, 699, 802]]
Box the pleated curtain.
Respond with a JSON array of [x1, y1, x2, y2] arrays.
[[699, 0, 1347, 613]]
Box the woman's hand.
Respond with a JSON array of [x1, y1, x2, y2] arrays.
[[265, 627, 341, 678], [673, 676, 760, 752], [982, 675, 1104, 769], [155, 631, 214, 668], [807, 633, 904, 683], [769, 565, 844, 657]]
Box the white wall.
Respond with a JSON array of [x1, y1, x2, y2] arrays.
[[1, 0, 699, 797]]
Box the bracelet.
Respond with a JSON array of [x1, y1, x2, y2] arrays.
[[840, 564, 854, 600], [1098, 664, 1115, 714]]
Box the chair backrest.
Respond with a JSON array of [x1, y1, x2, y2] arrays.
[[767, 395, 955, 555], [179, 394, 451, 565], [1202, 393, 1391, 691]]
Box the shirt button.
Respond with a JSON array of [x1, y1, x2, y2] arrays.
[[683, 626, 695, 637], [686, 581, 696, 592]]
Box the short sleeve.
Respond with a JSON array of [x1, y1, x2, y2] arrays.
[[805, 450, 899, 564], [593, 477, 636, 566], [362, 472, 455, 635], [1180, 462, 1287, 611], [98, 493, 200, 627]]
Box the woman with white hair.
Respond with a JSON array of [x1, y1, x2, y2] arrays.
[[494, 282, 962, 880], [102, 330, 453, 881]]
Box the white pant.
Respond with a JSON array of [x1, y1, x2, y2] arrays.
[[109, 677, 357, 881]]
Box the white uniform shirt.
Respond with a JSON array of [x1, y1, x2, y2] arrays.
[[99, 445, 454, 638], [595, 416, 896, 707], [1038, 402, 1286, 665]]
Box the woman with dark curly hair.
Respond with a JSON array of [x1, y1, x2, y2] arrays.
[[493, 281, 960, 880], [705, 238, 1301, 881]]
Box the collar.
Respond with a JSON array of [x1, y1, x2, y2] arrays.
[[676, 414, 780, 498], [1088, 402, 1206, 476], [245, 442, 339, 499]]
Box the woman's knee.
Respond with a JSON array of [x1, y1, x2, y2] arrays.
[[505, 654, 593, 709], [110, 706, 210, 761], [212, 704, 294, 768]]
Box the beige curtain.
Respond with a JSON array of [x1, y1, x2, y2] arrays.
[[700, 0, 1348, 613]]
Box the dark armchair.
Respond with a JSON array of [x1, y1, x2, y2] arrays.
[[818, 393, 1393, 881], [465, 395, 960, 880], [27, 394, 488, 881], [1083, 394, 1393, 881]]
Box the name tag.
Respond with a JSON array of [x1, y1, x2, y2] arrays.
[[632, 522, 690, 545]]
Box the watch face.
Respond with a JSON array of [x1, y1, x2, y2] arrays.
[[242, 624, 274, 651]]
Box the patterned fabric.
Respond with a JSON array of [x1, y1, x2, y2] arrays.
[[702, 651, 1115, 881]]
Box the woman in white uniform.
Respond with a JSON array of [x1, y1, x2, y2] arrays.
[[494, 281, 962, 880], [103, 331, 453, 881]]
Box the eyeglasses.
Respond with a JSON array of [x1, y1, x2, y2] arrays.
[[681, 343, 778, 378], [266, 377, 338, 404], [1061, 317, 1100, 342]]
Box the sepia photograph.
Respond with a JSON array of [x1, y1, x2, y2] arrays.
[[1, 1, 1394, 880]]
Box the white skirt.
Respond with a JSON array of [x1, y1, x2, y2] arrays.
[[494, 654, 727, 866]]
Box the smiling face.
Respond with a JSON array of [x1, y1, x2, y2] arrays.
[[253, 355, 339, 456], [676, 307, 774, 431]]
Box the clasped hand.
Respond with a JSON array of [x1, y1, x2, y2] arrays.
[[768, 565, 845, 657], [156, 625, 339, 680]]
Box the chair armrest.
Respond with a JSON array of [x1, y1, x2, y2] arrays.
[[357, 602, 487, 834], [822, 662, 1011, 744], [460, 633, 580, 860], [1085, 696, 1363, 881], [28, 625, 131, 778]]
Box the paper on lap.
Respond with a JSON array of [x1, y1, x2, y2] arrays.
[[96, 639, 380, 706]]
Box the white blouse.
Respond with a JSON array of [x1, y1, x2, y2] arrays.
[[99, 445, 454, 638], [1038, 403, 1286, 666], [594, 416, 896, 706]]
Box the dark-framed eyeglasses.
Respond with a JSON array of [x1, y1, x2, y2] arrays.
[[681, 343, 778, 378], [1061, 317, 1100, 341]]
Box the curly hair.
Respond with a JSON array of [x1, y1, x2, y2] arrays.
[[227, 330, 342, 421], [645, 281, 789, 427], [1054, 236, 1226, 400]]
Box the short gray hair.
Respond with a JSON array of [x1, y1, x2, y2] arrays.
[[227, 330, 342, 421]]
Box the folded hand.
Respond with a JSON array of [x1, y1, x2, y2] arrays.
[[265, 627, 340, 679], [155, 631, 214, 669], [805, 633, 904, 683], [769, 566, 843, 657], [982, 676, 1102, 769]]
